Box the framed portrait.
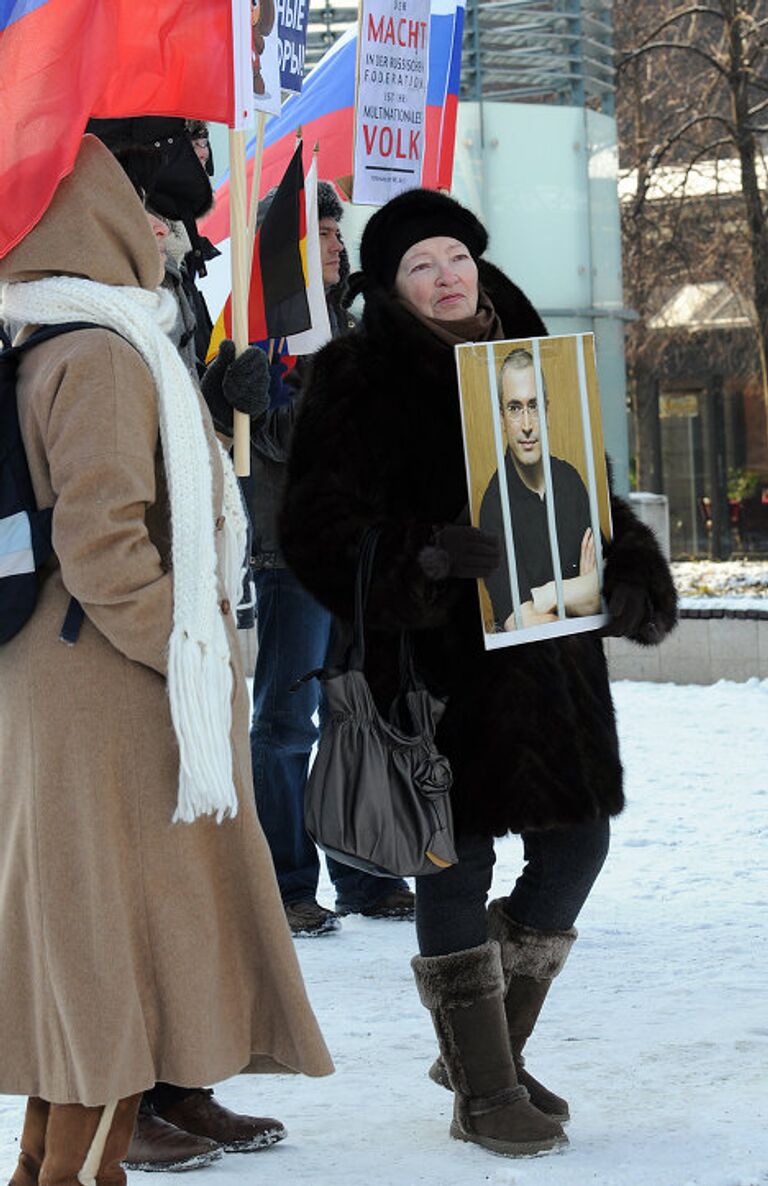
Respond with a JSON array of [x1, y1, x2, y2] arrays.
[[455, 333, 612, 650]]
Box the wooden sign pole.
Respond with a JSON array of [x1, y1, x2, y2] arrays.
[[227, 127, 251, 477]]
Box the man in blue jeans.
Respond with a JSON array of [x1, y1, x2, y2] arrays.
[[247, 183, 414, 935]]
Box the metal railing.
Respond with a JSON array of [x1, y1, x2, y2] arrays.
[[305, 3, 358, 69], [462, 0, 615, 112], [303, 0, 615, 114]]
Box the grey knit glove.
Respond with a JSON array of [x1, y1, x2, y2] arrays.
[[201, 339, 270, 432]]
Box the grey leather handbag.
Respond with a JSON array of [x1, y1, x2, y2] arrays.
[[304, 528, 458, 878]]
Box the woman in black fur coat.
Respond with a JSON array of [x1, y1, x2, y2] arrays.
[[281, 189, 677, 1159]]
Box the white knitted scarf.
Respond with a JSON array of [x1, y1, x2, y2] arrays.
[[0, 277, 248, 824]]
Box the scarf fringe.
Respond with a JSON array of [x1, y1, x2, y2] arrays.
[[168, 629, 239, 823]]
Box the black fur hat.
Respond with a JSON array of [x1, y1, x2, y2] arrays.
[[317, 180, 344, 223], [86, 117, 213, 221], [86, 116, 216, 280], [360, 188, 488, 291], [257, 178, 345, 227]]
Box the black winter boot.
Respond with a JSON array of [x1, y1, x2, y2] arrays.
[[412, 942, 567, 1157], [428, 903, 576, 1122]]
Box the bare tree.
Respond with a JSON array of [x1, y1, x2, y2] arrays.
[[615, 0, 768, 487]]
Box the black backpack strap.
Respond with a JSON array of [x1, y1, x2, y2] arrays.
[[59, 597, 85, 646], [5, 322, 104, 358], [3, 322, 110, 647]]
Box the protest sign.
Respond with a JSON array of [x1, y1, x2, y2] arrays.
[[252, 0, 282, 116], [278, 0, 310, 93], [455, 334, 612, 650], [352, 0, 431, 206]]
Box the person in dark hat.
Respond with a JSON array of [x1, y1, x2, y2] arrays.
[[186, 120, 215, 176], [86, 117, 220, 369], [280, 187, 677, 1158], [232, 181, 416, 936]]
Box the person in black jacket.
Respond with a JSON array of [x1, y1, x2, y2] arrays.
[[280, 188, 677, 1159], [246, 182, 415, 936]]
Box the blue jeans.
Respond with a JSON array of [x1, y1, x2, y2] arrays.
[[414, 818, 610, 956], [251, 567, 408, 909]]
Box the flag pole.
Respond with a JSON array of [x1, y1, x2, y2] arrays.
[[228, 126, 251, 477], [246, 110, 267, 259]]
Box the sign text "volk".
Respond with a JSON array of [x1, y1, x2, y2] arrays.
[[362, 125, 421, 159]]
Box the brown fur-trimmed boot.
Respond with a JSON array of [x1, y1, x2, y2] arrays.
[[8, 1097, 49, 1186], [412, 942, 567, 1157], [428, 904, 576, 1122], [38, 1094, 141, 1186], [489, 900, 576, 1121]]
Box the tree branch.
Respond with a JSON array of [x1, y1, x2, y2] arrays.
[[646, 116, 736, 171], [618, 40, 730, 77], [628, 3, 724, 51]]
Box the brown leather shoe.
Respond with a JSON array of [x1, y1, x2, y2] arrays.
[[123, 1109, 222, 1172], [155, 1089, 286, 1153], [337, 888, 416, 919], [285, 899, 341, 936]]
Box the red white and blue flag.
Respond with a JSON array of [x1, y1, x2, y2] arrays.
[[0, 0, 252, 259], [201, 0, 466, 250]]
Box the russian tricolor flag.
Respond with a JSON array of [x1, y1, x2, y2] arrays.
[[201, 1, 466, 250], [0, 0, 243, 259]]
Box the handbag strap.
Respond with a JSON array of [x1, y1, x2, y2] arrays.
[[348, 527, 422, 697], [348, 525, 379, 671], [398, 630, 423, 693]]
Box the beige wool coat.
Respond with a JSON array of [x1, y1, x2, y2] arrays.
[[0, 137, 333, 1106]]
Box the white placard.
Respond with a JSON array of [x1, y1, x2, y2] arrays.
[[232, 0, 255, 129], [252, 0, 283, 117], [352, 0, 431, 206]]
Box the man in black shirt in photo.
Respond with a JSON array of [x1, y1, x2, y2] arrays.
[[479, 347, 601, 632]]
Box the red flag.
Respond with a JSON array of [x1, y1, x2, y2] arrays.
[[0, 0, 242, 259]]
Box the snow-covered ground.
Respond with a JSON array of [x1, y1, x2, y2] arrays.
[[1, 679, 766, 1186], [673, 559, 768, 600]]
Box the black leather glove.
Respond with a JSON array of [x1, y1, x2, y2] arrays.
[[418, 525, 501, 581], [603, 581, 659, 642], [201, 339, 270, 432]]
